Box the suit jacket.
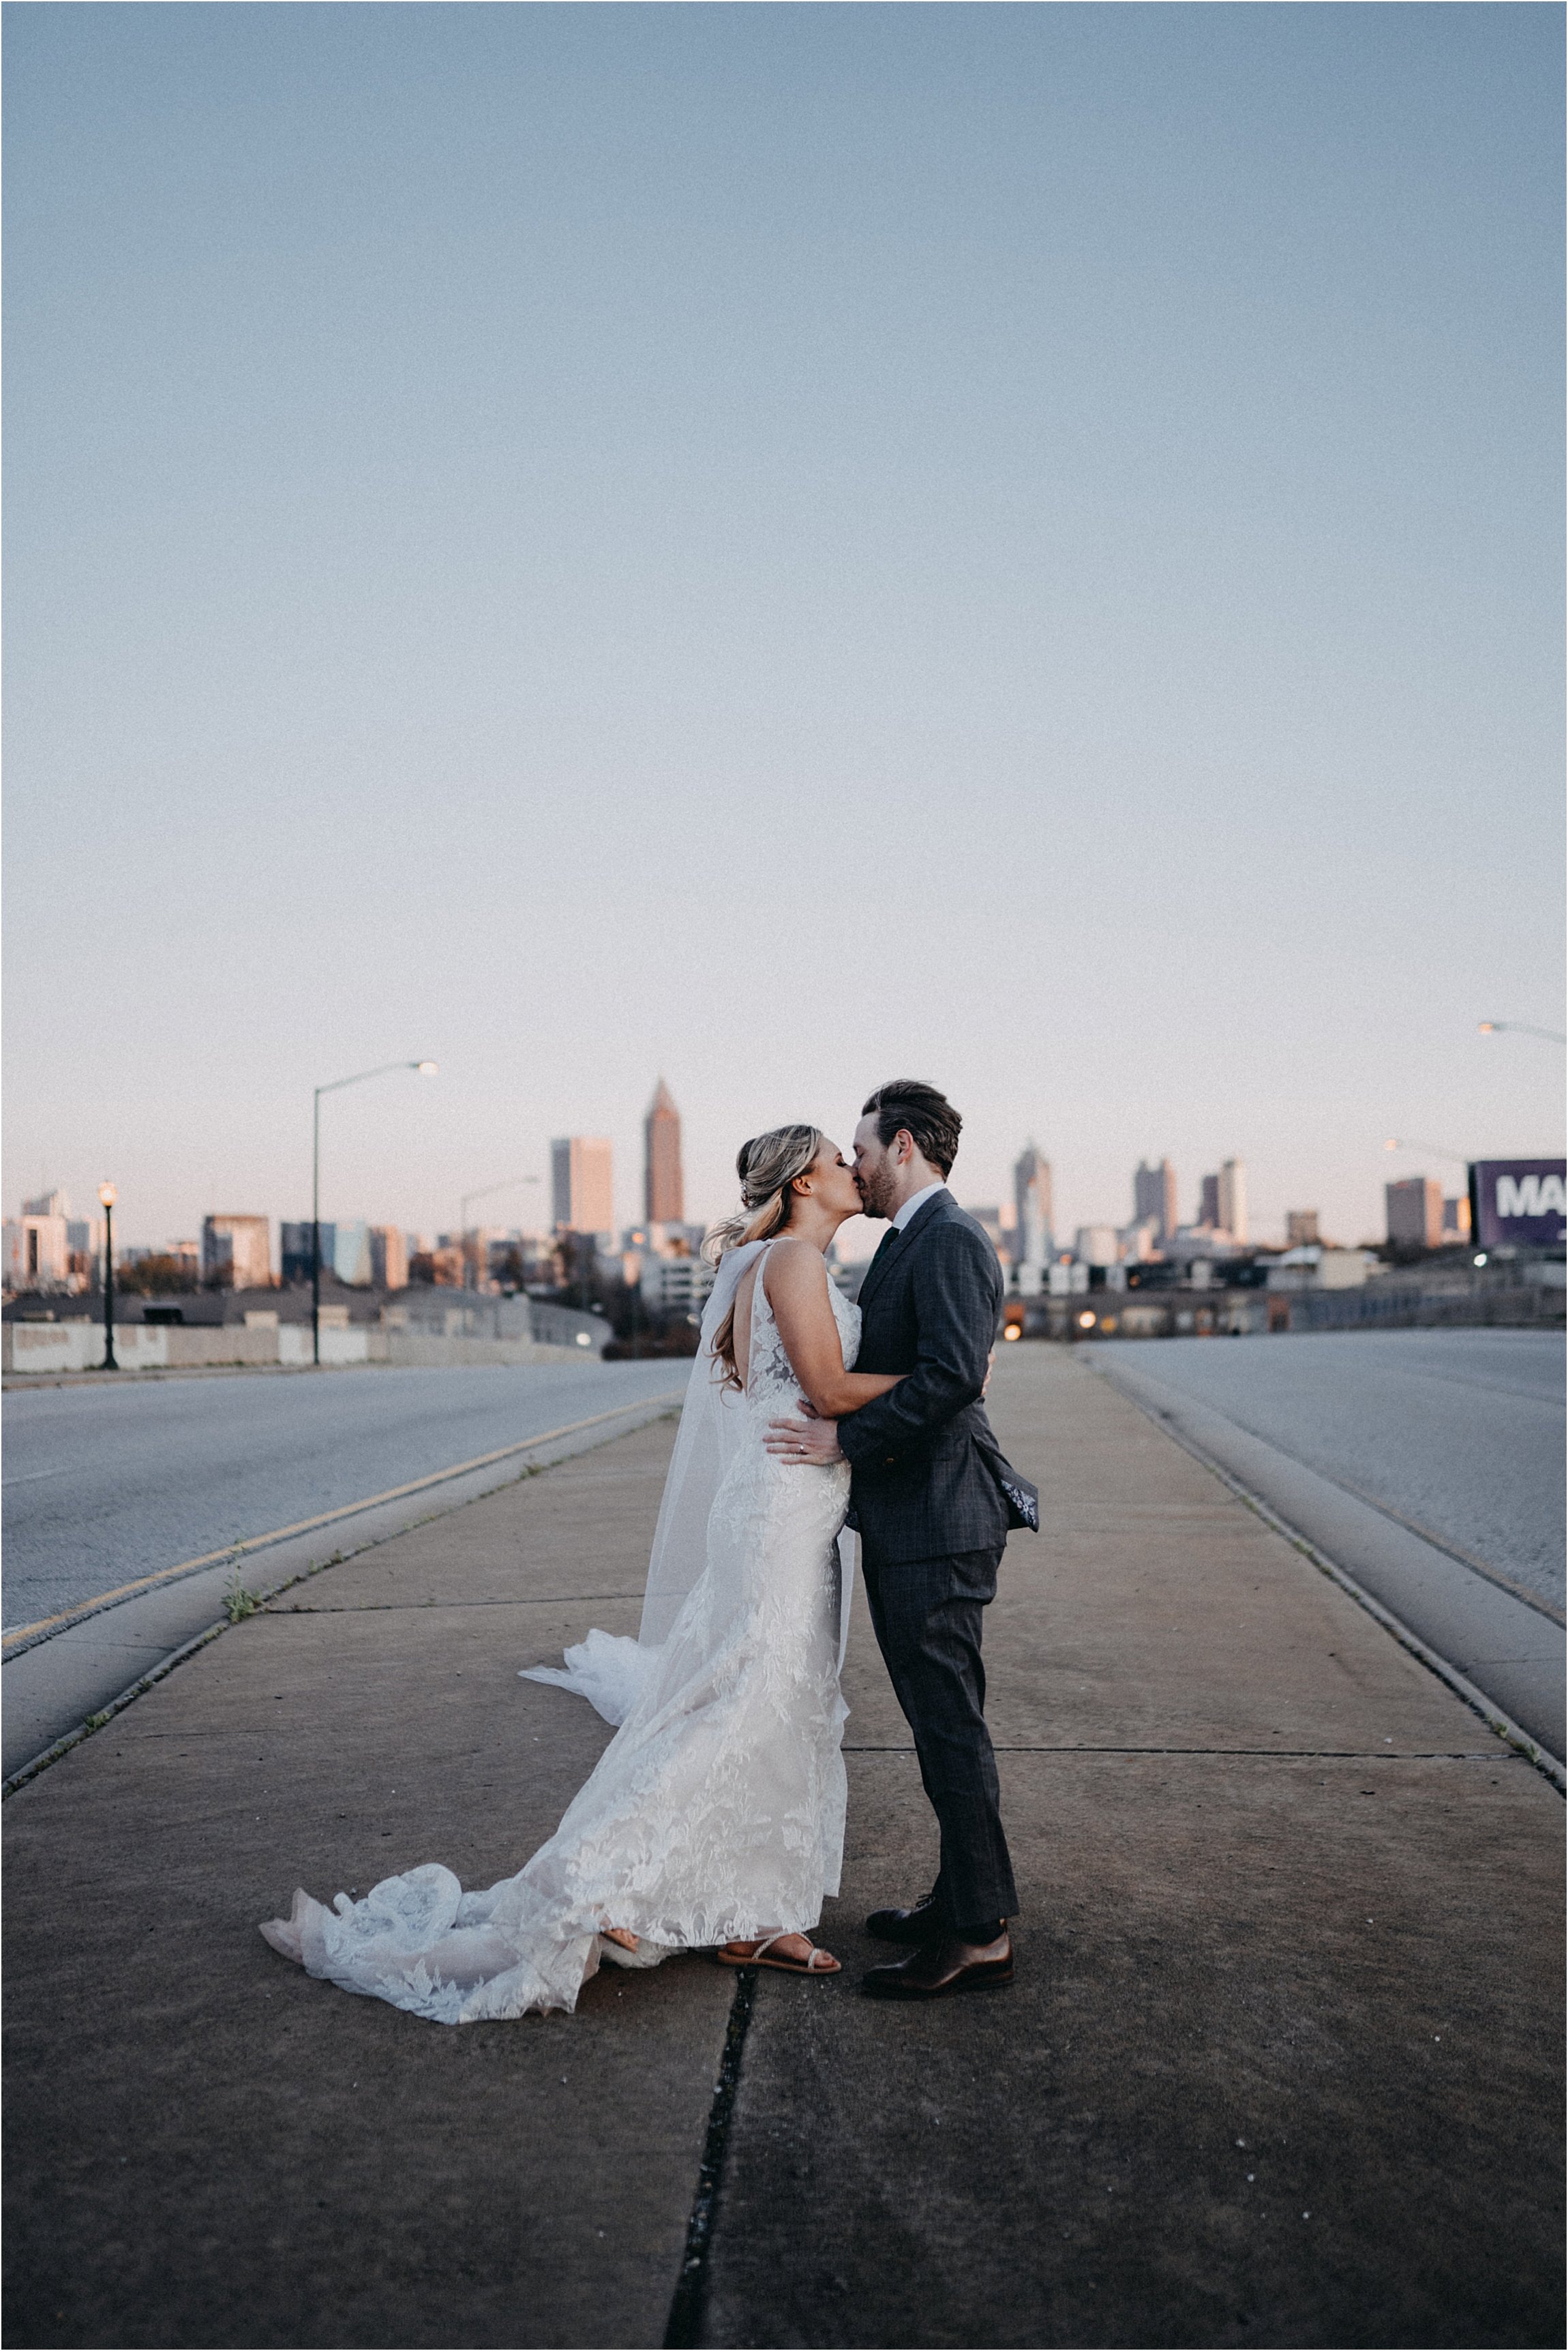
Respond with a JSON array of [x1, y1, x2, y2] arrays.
[[837, 1191, 1010, 1565]]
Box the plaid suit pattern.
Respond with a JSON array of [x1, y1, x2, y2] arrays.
[[840, 1195, 1010, 1561], [839, 1193, 1019, 1930]]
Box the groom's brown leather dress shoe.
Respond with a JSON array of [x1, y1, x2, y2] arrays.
[[865, 1891, 942, 1945], [862, 1931, 1014, 2000]]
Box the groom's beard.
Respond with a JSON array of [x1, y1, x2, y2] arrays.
[[856, 1174, 894, 1221]]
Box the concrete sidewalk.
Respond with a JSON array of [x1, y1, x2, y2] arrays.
[[2, 1384, 684, 1784], [708, 1351, 1563, 2348], [3, 1349, 1562, 2348]]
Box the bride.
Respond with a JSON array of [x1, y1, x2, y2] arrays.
[[260, 1124, 900, 2022]]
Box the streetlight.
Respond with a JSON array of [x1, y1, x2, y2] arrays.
[[1479, 1019, 1567, 1045], [313, 1061, 438, 1366], [458, 1176, 541, 1291], [1383, 1137, 1470, 1167], [97, 1183, 118, 1371]]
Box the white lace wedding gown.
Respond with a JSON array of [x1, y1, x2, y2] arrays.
[[260, 1243, 858, 2023]]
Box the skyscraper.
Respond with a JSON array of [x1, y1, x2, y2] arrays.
[[1012, 1143, 1053, 1293], [331, 1221, 373, 1286], [201, 1214, 272, 1289], [4, 1202, 70, 1289], [551, 1137, 614, 1236], [1133, 1158, 1177, 1242], [644, 1078, 684, 1225], [1198, 1173, 1221, 1229], [370, 1227, 408, 1291], [1386, 1177, 1443, 1250], [1217, 1159, 1248, 1244]]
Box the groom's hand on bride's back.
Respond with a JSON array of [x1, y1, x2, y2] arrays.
[[766, 1406, 845, 1464]]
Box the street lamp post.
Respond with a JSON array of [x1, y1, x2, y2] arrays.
[[98, 1183, 118, 1371], [1479, 1020, 1567, 1046], [458, 1176, 541, 1290], [312, 1061, 438, 1366], [1383, 1137, 1471, 1167]]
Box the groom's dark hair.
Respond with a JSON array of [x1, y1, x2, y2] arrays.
[[861, 1081, 962, 1178]]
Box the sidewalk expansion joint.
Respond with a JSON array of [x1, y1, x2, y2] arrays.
[[663, 1964, 757, 2350], [843, 1744, 1513, 1758], [270, 1594, 646, 1613]]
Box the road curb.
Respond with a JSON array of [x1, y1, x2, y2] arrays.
[[1, 1621, 231, 1799], [3, 1390, 683, 1660], [1, 1398, 680, 1799], [1094, 1356, 1565, 1792]]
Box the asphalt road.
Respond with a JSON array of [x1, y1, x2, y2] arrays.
[[1098, 1328, 1565, 1613], [1, 1360, 685, 1635]]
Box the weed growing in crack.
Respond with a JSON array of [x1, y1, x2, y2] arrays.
[[224, 1572, 261, 1623]]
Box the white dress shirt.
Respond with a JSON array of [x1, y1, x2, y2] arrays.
[[892, 1180, 949, 1233]]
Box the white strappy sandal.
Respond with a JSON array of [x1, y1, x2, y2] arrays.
[[715, 1932, 841, 1975]]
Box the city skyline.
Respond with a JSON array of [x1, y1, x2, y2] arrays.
[[4, 1118, 1487, 1273], [5, 9, 1561, 1251], [3, 1123, 1537, 1296]]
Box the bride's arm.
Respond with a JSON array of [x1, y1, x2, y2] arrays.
[[764, 1239, 901, 1419]]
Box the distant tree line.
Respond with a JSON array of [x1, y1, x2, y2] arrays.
[[112, 1254, 201, 1296]]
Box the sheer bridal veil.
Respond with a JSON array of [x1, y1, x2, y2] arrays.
[[522, 1238, 854, 1724]]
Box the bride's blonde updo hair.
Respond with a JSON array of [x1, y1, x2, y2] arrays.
[[704, 1123, 824, 1389]]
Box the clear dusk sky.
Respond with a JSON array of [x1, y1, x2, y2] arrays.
[[5, 2, 1563, 1257]]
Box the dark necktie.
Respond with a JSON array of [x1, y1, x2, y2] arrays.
[[868, 1225, 902, 1277]]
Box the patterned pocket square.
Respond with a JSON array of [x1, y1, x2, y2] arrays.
[[976, 1438, 1040, 1533], [996, 1469, 1040, 1533]]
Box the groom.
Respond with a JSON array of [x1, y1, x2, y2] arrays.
[[767, 1080, 1023, 1999]]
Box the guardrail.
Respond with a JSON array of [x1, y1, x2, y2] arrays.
[[1016, 1266, 1565, 1342]]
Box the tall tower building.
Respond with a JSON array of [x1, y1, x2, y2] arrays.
[[1198, 1173, 1221, 1229], [1133, 1158, 1177, 1242], [1217, 1158, 1248, 1244], [1385, 1177, 1443, 1250], [551, 1137, 614, 1236], [1012, 1143, 1053, 1293], [644, 1079, 684, 1225]]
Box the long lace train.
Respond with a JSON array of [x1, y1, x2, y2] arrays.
[[522, 1625, 655, 1727], [260, 1244, 858, 2022]]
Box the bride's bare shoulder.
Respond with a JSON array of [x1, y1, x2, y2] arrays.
[[762, 1236, 830, 1299]]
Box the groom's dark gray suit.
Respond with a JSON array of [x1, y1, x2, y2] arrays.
[[836, 1190, 1019, 1935]]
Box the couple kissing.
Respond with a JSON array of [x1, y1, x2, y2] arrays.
[[262, 1080, 1036, 2019]]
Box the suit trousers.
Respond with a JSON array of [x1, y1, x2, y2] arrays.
[[860, 1542, 1018, 1932]]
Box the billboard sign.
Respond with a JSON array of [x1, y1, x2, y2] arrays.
[[1469, 1160, 1567, 1251]]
